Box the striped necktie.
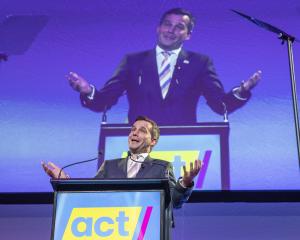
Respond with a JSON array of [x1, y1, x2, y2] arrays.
[[159, 51, 173, 99]]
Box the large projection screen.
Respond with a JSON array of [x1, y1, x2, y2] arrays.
[[0, 0, 300, 199]]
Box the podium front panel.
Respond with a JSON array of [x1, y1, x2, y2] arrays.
[[52, 190, 163, 240]]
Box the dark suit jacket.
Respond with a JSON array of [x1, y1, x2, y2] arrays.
[[81, 49, 250, 124], [94, 156, 193, 239]]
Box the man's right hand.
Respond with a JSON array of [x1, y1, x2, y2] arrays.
[[41, 161, 69, 179], [67, 72, 92, 95]]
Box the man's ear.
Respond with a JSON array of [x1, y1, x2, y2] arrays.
[[151, 138, 157, 147], [185, 32, 191, 41]]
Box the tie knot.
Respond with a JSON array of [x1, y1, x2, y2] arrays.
[[129, 154, 144, 163], [162, 51, 172, 58]]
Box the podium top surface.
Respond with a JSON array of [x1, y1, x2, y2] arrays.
[[100, 122, 230, 136], [51, 178, 172, 205], [51, 178, 170, 192], [101, 122, 229, 129]]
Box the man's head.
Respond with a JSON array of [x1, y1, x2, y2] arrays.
[[128, 116, 160, 154], [157, 8, 195, 51]]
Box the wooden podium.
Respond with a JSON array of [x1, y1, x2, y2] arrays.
[[51, 178, 172, 240]]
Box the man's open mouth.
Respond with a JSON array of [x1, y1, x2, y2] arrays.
[[164, 34, 176, 40]]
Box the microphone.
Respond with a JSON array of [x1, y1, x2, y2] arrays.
[[57, 152, 102, 179], [138, 70, 142, 85], [101, 106, 107, 124], [222, 102, 229, 123]]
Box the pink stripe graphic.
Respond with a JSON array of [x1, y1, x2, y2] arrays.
[[196, 150, 212, 188], [137, 206, 153, 240]]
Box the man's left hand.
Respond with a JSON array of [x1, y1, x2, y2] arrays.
[[182, 160, 202, 187], [241, 70, 262, 92]]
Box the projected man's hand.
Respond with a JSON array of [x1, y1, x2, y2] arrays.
[[67, 72, 92, 95]]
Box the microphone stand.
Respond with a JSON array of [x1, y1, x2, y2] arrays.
[[101, 105, 107, 124], [232, 10, 300, 167]]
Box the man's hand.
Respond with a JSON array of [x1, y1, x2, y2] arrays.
[[182, 160, 202, 187], [67, 72, 92, 95], [41, 161, 69, 179], [241, 70, 262, 92]]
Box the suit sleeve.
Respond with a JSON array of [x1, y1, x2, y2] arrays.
[[201, 56, 251, 115], [94, 161, 107, 178], [167, 162, 193, 209], [80, 55, 129, 112]]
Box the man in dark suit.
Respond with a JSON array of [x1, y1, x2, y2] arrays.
[[67, 8, 261, 124], [42, 115, 201, 203], [42, 115, 202, 239]]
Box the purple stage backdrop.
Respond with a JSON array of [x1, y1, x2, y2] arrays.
[[0, 0, 300, 192]]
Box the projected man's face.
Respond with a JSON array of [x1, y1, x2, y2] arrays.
[[157, 13, 191, 51], [128, 120, 156, 154]]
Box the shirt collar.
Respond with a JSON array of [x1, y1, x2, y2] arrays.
[[156, 45, 181, 56], [128, 152, 149, 161]]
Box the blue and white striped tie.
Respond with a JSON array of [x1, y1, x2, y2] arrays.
[[159, 51, 172, 98]]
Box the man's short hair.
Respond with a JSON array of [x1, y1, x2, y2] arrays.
[[134, 116, 160, 141], [159, 8, 195, 34]]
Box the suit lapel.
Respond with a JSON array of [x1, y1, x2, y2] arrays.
[[141, 49, 163, 100], [139, 49, 190, 101], [135, 155, 154, 178], [117, 158, 128, 177], [165, 49, 190, 99], [175, 49, 189, 72]]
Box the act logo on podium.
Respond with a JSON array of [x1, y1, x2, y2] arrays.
[[62, 206, 153, 239]]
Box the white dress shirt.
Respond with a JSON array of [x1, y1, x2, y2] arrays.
[[156, 45, 181, 78]]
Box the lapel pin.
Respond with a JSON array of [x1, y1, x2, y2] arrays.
[[183, 59, 189, 64]]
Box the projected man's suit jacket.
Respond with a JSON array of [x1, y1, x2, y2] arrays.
[[81, 49, 250, 124]]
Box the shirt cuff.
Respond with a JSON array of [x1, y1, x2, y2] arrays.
[[232, 87, 248, 101], [86, 84, 95, 100], [179, 178, 193, 189]]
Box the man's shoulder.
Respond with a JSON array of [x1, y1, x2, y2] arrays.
[[103, 158, 125, 164], [183, 49, 210, 61], [149, 157, 171, 166], [125, 49, 154, 59]]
